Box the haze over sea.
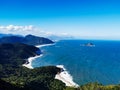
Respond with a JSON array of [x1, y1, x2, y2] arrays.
[[32, 40, 120, 85]]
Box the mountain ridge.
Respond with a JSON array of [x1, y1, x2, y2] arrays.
[[0, 34, 54, 46]]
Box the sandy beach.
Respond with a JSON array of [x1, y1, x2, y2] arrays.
[[22, 55, 42, 69], [55, 65, 79, 87], [23, 44, 54, 69], [36, 43, 54, 48]]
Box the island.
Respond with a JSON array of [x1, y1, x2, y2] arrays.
[[80, 42, 95, 47]]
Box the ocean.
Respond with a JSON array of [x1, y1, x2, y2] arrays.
[[32, 40, 120, 85]]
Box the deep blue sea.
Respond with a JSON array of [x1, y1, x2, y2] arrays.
[[32, 40, 120, 85]]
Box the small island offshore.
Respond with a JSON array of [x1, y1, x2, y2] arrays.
[[0, 34, 120, 90], [80, 43, 95, 47]]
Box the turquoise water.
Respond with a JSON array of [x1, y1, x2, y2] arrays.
[[32, 40, 120, 85]]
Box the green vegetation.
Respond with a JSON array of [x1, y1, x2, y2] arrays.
[[65, 82, 120, 90], [0, 43, 41, 66], [1, 66, 65, 90], [0, 43, 65, 90]]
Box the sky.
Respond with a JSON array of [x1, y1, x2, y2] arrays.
[[0, 0, 120, 40]]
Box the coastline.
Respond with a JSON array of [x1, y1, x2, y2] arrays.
[[55, 65, 79, 87], [23, 43, 54, 69], [36, 43, 54, 48], [22, 55, 42, 69]]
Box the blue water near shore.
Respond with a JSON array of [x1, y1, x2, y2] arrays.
[[32, 40, 120, 85]]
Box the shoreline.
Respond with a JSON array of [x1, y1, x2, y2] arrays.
[[36, 43, 55, 48], [22, 55, 42, 69], [55, 65, 79, 87], [23, 43, 54, 69]]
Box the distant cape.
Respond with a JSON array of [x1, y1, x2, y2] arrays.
[[0, 34, 54, 46]]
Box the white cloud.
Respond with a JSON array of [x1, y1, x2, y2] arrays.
[[0, 25, 71, 38], [0, 25, 34, 31], [0, 25, 50, 36]]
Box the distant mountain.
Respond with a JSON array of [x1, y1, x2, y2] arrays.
[[0, 33, 23, 38], [23, 35, 54, 45], [0, 36, 24, 44], [0, 33, 14, 38], [47, 35, 74, 41], [0, 34, 54, 45]]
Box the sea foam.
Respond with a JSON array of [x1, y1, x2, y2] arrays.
[[55, 65, 79, 87]]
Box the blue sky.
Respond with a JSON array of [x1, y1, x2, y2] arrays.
[[0, 0, 120, 39]]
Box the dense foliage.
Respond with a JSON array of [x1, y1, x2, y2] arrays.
[[0, 43, 41, 66], [0, 66, 65, 90], [65, 82, 120, 90], [0, 43, 65, 90]]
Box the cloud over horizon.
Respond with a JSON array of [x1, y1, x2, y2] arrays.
[[0, 25, 71, 37]]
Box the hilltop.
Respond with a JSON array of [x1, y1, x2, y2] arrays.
[[0, 34, 54, 46]]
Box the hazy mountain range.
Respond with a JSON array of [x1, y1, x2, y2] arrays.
[[0, 34, 54, 46]]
